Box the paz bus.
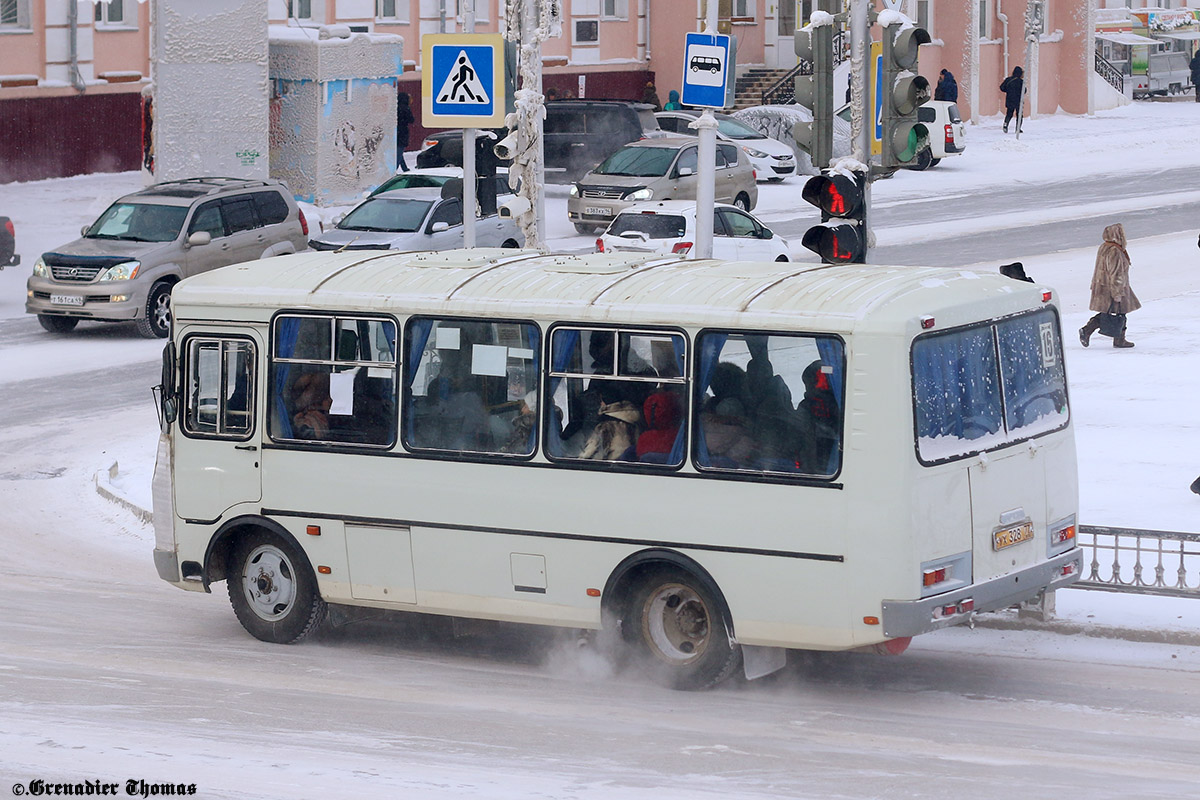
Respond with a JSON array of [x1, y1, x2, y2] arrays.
[[151, 248, 1082, 690]]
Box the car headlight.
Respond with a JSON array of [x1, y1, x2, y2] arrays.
[[743, 147, 769, 159], [626, 188, 653, 201], [98, 260, 141, 281], [32, 255, 50, 278], [569, 185, 579, 197]]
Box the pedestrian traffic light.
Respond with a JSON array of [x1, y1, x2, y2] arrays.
[[801, 169, 867, 264], [880, 23, 931, 170], [793, 26, 833, 170]]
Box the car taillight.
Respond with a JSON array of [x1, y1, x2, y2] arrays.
[[423, 138, 439, 149], [298, 208, 309, 236], [3, 219, 13, 236], [671, 241, 693, 255], [944, 123, 953, 146], [595, 238, 604, 253]]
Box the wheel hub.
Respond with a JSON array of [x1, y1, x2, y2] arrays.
[[643, 583, 711, 664]]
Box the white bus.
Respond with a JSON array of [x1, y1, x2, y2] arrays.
[[152, 248, 1083, 690]]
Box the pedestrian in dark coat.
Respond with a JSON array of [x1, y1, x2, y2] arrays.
[[934, 69, 958, 102], [396, 92, 415, 172], [641, 81, 663, 111], [1000, 66, 1024, 133], [1190, 51, 1200, 102], [1079, 222, 1140, 349]]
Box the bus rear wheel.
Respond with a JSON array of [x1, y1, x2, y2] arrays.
[[627, 567, 741, 690], [227, 529, 327, 644]]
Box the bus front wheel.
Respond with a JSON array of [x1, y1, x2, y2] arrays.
[[627, 568, 742, 690], [227, 529, 327, 644]]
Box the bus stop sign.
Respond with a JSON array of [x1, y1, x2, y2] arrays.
[[422, 33, 507, 129], [682, 32, 732, 109]]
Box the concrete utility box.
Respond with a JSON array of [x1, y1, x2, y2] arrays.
[[153, 0, 271, 182], [269, 27, 404, 206]]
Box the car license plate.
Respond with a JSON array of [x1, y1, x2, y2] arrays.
[[584, 206, 612, 217], [993, 521, 1034, 551], [50, 294, 83, 306]]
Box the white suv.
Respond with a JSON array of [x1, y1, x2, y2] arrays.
[[912, 100, 966, 170]]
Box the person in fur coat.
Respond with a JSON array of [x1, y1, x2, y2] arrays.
[[578, 400, 641, 461], [1079, 222, 1140, 349]]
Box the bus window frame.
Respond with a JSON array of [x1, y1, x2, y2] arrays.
[[400, 314, 543, 462], [179, 333, 258, 442], [690, 327, 848, 483], [267, 310, 401, 450], [910, 306, 1070, 468], [544, 322, 691, 473]]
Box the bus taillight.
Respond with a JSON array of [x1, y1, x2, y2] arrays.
[[922, 566, 947, 586]]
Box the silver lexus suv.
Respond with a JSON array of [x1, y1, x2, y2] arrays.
[[27, 177, 308, 338]]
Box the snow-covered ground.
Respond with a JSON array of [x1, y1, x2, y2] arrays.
[[2, 100, 1199, 642]]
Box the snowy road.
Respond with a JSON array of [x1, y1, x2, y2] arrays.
[[3, 102, 1200, 798]]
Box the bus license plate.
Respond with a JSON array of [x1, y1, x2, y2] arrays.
[[584, 207, 612, 216], [50, 294, 84, 306], [993, 521, 1034, 551]]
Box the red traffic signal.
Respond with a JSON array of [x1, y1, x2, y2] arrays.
[[801, 173, 865, 218], [801, 223, 864, 264], [802, 169, 867, 264]]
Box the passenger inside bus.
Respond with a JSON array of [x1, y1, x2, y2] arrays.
[[636, 388, 684, 463], [795, 360, 840, 473]]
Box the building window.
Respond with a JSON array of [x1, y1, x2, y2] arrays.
[[978, 0, 989, 38], [574, 19, 599, 43], [377, 0, 409, 21], [914, 0, 931, 36], [0, 0, 27, 28], [467, 0, 489, 23], [1027, 0, 1045, 36], [732, 0, 754, 20], [778, 0, 796, 35], [601, 0, 628, 19], [95, 0, 122, 24], [288, 0, 312, 20]]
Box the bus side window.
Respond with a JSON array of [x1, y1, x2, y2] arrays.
[[694, 331, 843, 477], [402, 317, 540, 457], [546, 327, 687, 466], [270, 315, 398, 447]]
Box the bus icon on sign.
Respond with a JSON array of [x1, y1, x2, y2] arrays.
[[690, 55, 722, 74]]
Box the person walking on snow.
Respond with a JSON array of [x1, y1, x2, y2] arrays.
[[1190, 50, 1200, 102], [1079, 222, 1140, 349], [1000, 66, 1025, 133], [934, 69, 958, 102]]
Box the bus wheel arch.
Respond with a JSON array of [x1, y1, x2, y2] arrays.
[[601, 549, 742, 690], [207, 516, 328, 644]]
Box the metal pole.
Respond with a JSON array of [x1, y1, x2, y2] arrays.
[[693, 1, 720, 260], [463, 128, 477, 247], [850, 0, 869, 163], [523, 0, 546, 247], [464, 0, 475, 32]]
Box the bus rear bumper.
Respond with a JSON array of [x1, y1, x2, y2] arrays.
[[880, 548, 1084, 639]]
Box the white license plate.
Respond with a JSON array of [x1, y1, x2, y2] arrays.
[[584, 206, 612, 216], [50, 294, 84, 306], [993, 521, 1034, 551]]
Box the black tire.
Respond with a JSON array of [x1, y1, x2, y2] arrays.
[[37, 315, 79, 334], [929, 157, 941, 167], [227, 528, 327, 644], [501, 238, 520, 248], [136, 281, 172, 339], [911, 148, 934, 171], [624, 567, 742, 690], [775, 255, 789, 262], [574, 223, 599, 235], [733, 193, 751, 212]]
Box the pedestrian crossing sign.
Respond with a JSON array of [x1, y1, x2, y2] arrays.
[[422, 34, 507, 128]]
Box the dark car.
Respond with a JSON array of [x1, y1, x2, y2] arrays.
[[0, 216, 18, 268], [417, 100, 663, 183]]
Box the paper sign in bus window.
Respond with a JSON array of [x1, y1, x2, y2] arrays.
[[329, 370, 356, 415], [1039, 322, 1056, 369], [472, 344, 508, 377], [437, 327, 461, 350]]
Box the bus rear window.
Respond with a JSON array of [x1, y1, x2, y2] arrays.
[[913, 308, 1067, 463]]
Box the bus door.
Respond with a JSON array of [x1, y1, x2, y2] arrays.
[[174, 332, 263, 521]]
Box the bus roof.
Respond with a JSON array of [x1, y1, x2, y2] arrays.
[[172, 248, 1055, 333]]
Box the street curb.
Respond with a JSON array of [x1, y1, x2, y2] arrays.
[[94, 461, 153, 525], [972, 614, 1200, 648]]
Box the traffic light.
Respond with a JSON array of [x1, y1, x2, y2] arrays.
[[793, 27, 833, 170], [880, 23, 931, 170], [801, 169, 867, 264]]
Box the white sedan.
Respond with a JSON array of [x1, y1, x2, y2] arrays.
[[655, 111, 798, 181], [595, 201, 790, 261]]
